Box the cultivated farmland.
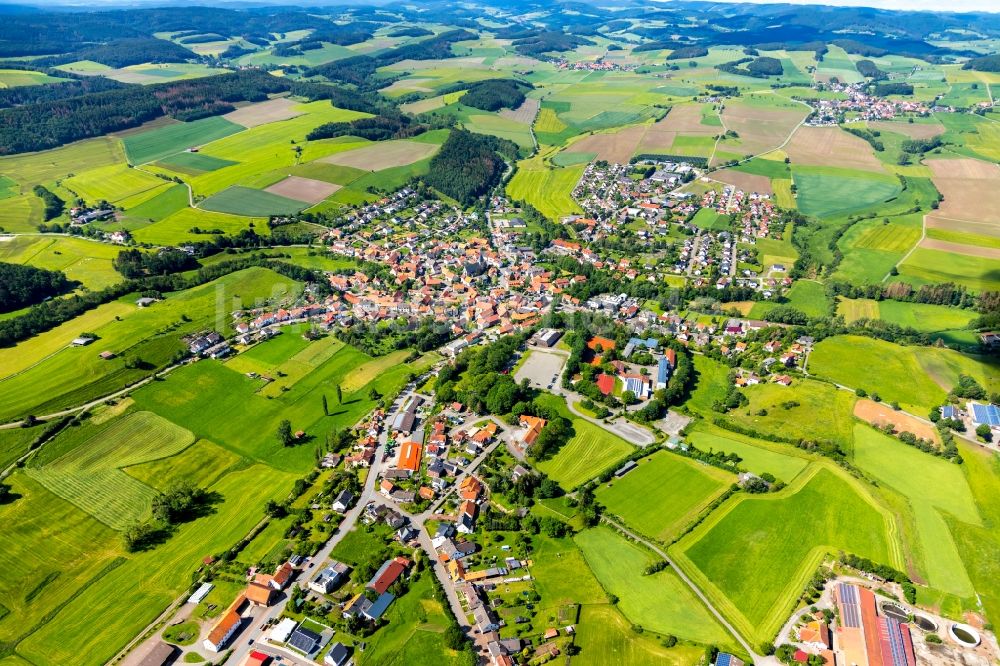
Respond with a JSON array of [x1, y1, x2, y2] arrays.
[[675, 466, 899, 644], [123, 116, 243, 165], [321, 139, 439, 170], [25, 412, 195, 529]]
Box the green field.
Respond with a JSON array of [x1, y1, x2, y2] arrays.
[[131, 206, 264, 245], [808, 335, 999, 413], [26, 412, 195, 529], [0, 69, 69, 87], [0, 425, 42, 470], [692, 208, 730, 231], [506, 159, 584, 221], [596, 451, 733, 541], [132, 338, 435, 472], [15, 461, 296, 666], [572, 604, 705, 666], [64, 163, 169, 205], [750, 279, 830, 318], [125, 438, 243, 492], [686, 423, 810, 482], [534, 395, 633, 489], [675, 466, 899, 644], [686, 355, 730, 415], [793, 166, 901, 218], [123, 117, 243, 165], [0, 235, 123, 290], [877, 300, 978, 334], [158, 151, 237, 173], [898, 247, 1000, 293], [0, 268, 298, 423], [726, 379, 857, 451], [575, 526, 736, 646], [199, 186, 307, 216], [122, 183, 190, 222], [853, 424, 978, 597]]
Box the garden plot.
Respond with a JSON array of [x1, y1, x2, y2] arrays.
[[264, 176, 341, 204]]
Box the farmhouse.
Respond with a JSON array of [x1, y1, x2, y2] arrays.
[[203, 595, 246, 652], [367, 556, 411, 594]]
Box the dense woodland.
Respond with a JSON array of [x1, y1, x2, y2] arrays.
[[424, 129, 517, 205], [0, 70, 289, 154], [0, 263, 75, 314], [306, 113, 426, 142], [458, 79, 531, 112]]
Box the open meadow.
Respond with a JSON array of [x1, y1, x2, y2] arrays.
[[575, 525, 737, 647], [674, 465, 900, 644], [595, 451, 733, 542], [807, 335, 1000, 413]]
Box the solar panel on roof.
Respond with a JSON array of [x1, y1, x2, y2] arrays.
[[972, 403, 1000, 426], [838, 584, 861, 628], [716, 654, 732, 666]]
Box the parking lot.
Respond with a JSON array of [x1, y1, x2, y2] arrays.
[[514, 348, 566, 390]]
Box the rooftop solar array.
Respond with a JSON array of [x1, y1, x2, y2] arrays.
[[972, 403, 1000, 426], [879, 617, 911, 666], [838, 583, 862, 628]]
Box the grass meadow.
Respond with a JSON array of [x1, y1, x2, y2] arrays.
[[199, 185, 307, 216], [533, 394, 633, 489], [726, 379, 857, 451], [674, 466, 899, 644], [596, 451, 733, 541], [0, 268, 299, 423], [575, 526, 737, 647], [807, 335, 999, 413], [26, 412, 195, 529], [793, 166, 901, 218], [123, 116, 243, 165], [898, 247, 1000, 293], [572, 604, 705, 666], [853, 424, 979, 598], [0, 235, 122, 290], [686, 422, 811, 482], [507, 157, 584, 220]]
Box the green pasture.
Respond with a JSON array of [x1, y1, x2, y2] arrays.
[[899, 247, 1000, 293], [675, 466, 898, 644], [833, 213, 922, 284], [533, 395, 634, 490], [131, 206, 264, 245], [727, 379, 857, 451], [936, 112, 1000, 163], [750, 279, 829, 318], [0, 473, 120, 647], [572, 604, 705, 666], [0, 235, 122, 290], [0, 425, 41, 470], [877, 300, 977, 334], [686, 422, 811, 482], [686, 355, 730, 415], [125, 438, 243, 492], [807, 335, 999, 413], [121, 184, 189, 223], [26, 412, 195, 529], [691, 208, 730, 231], [528, 531, 607, 608], [853, 424, 978, 597], [0, 69, 69, 87], [199, 186, 307, 216], [17, 462, 296, 666], [793, 166, 901, 218], [64, 163, 169, 205], [575, 526, 736, 647], [158, 151, 237, 174], [132, 341, 435, 473], [506, 159, 584, 221], [595, 451, 733, 542], [0, 268, 298, 423], [947, 442, 1000, 625], [123, 117, 243, 165]]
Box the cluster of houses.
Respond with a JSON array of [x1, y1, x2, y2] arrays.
[[203, 562, 297, 652], [570, 160, 697, 226], [186, 330, 231, 359], [554, 57, 634, 71], [804, 81, 931, 125], [586, 335, 678, 402]]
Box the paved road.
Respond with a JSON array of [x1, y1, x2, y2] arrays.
[[223, 387, 415, 666], [602, 516, 769, 665]]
